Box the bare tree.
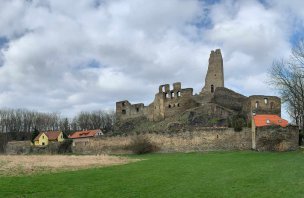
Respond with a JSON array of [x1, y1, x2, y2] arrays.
[[269, 39, 304, 129]]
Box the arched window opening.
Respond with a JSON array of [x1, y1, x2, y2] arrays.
[[255, 101, 259, 109], [177, 103, 180, 107], [168, 104, 171, 108], [122, 102, 125, 107], [264, 98, 268, 104], [171, 92, 175, 98], [211, 85, 214, 93], [177, 91, 181, 97], [165, 93, 169, 98], [136, 108, 139, 112], [162, 86, 165, 92]]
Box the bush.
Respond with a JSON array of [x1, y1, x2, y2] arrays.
[[230, 114, 246, 132], [128, 135, 159, 154], [58, 139, 73, 154]]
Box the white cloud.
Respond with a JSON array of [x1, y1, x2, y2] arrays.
[[0, 0, 301, 118]]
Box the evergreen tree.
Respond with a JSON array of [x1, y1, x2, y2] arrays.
[[31, 128, 40, 143]]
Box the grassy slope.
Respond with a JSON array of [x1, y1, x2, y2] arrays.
[[1, 151, 304, 198]]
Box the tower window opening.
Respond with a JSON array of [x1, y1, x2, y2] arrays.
[[165, 93, 169, 98], [270, 102, 274, 110], [177, 103, 180, 107], [122, 102, 125, 107], [168, 104, 171, 108], [177, 91, 181, 97], [162, 86, 165, 92], [255, 101, 259, 109], [122, 110, 126, 114], [211, 85, 214, 93], [171, 92, 175, 98]]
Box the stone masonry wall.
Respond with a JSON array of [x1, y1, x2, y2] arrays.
[[5, 141, 32, 154], [72, 128, 252, 154], [256, 125, 298, 151]]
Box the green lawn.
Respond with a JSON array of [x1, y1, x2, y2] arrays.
[[1, 151, 304, 197]]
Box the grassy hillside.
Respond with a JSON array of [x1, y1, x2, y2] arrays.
[[1, 151, 304, 197]]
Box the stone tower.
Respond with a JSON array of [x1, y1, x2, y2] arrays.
[[201, 49, 224, 95]]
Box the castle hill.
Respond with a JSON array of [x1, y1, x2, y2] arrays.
[[1, 1, 304, 197], [115, 49, 298, 152]]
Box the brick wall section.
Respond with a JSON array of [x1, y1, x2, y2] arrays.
[[255, 125, 299, 151]]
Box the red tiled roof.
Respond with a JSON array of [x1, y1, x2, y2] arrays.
[[68, 129, 102, 139], [253, 114, 288, 127], [34, 131, 61, 141]]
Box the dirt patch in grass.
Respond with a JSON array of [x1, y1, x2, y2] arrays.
[[0, 155, 138, 176]]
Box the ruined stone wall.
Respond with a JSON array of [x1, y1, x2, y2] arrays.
[[255, 126, 298, 151], [212, 87, 247, 111], [116, 100, 148, 121], [5, 141, 64, 154], [117, 82, 198, 122], [243, 95, 281, 118], [153, 83, 198, 121], [163, 88, 198, 118], [5, 141, 32, 154], [72, 128, 252, 154]]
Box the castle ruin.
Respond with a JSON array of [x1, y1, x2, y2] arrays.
[[116, 49, 281, 124]]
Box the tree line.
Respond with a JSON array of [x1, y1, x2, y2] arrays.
[[0, 109, 115, 134], [0, 109, 115, 152]]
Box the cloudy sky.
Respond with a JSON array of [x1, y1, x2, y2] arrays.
[[0, 0, 303, 117]]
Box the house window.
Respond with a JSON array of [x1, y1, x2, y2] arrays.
[[266, 119, 270, 124], [255, 101, 259, 108], [122, 110, 126, 114], [264, 98, 268, 104], [211, 85, 214, 93]]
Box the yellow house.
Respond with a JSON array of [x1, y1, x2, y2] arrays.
[[34, 131, 64, 146]]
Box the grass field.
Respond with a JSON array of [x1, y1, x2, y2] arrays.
[[0, 151, 304, 197]]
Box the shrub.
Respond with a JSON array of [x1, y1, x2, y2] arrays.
[[230, 114, 246, 132], [58, 139, 73, 154], [233, 118, 244, 132], [128, 135, 159, 154]]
